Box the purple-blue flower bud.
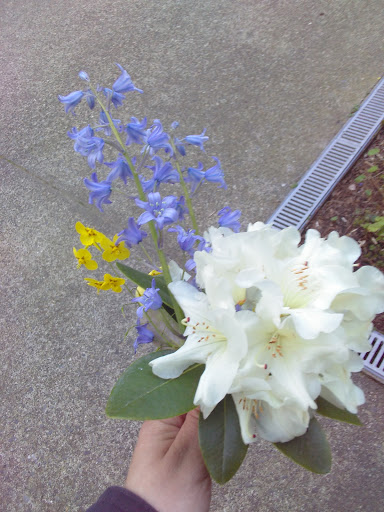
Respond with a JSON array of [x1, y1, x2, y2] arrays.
[[58, 90, 84, 114]]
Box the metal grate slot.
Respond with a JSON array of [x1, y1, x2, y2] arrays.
[[360, 332, 384, 384], [358, 111, 380, 121], [360, 106, 382, 117], [353, 118, 376, 129], [316, 164, 339, 175], [312, 169, 337, 180], [267, 76, 384, 382], [322, 155, 346, 166]]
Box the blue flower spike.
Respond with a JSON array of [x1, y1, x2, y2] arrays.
[[113, 63, 143, 94], [125, 117, 147, 146], [184, 129, 209, 151], [218, 206, 241, 232], [141, 156, 179, 192], [185, 162, 205, 194], [105, 155, 133, 184], [83, 172, 112, 212], [168, 225, 203, 256], [58, 90, 84, 114], [68, 125, 104, 169], [205, 157, 227, 190], [133, 321, 154, 353], [135, 192, 179, 231], [132, 279, 163, 319], [117, 218, 148, 247], [78, 71, 90, 82], [103, 87, 126, 109], [144, 120, 173, 155]]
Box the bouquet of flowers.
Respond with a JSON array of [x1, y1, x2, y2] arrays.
[[60, 64, 384, 483]]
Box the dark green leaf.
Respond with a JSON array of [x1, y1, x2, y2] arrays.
[[106, 350, 204, 420], [274, 417, 331, 474], [315, 396, 362, 425], [199, 395, 248, 484], [116, 262, 174, 308]]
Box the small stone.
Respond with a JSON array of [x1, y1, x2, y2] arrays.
[[348, 184, 356, 191]]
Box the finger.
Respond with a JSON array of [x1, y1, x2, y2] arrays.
[[169, 409, 204, 464], [178, 409, 201, 452], [136, 414, 187, 458]]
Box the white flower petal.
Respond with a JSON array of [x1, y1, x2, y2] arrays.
[[169, 259, 191, 282], [320, 353, 365, 413], [233, 393, 310, 443], [332, 266, 384, 320], [287, 308, 343, 339], [150, 342, 213, 379], [252, 400, 310, 443]]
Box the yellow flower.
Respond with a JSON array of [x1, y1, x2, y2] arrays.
[[136, 269, 162, 297], [84, 277, 105, 293], [75, 221, 104, 247], [84, 274, 125, 293], [99, 235, 130, 262], [102, 274, 126, 293], [73, 247, 98, 270]]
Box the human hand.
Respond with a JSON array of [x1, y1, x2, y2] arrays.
[[125, 408, 212, 512]]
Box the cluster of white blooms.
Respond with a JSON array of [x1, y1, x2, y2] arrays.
[[150, 223, 384, 444]]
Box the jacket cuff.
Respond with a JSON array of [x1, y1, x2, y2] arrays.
[[86, 486, 159, 512]]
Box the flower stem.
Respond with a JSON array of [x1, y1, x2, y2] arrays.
[[144, 312, 179, 348], [140, 244, 155, 266], [170, 140, 199, 234]]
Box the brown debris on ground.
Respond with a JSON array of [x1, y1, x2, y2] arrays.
[[304, 125, 384, 333]]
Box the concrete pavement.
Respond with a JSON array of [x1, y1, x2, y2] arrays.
[[1, 1, 384, 510]]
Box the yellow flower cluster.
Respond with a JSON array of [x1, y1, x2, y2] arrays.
[[73, 221, 129, 293], [85, 274, 126, 293]]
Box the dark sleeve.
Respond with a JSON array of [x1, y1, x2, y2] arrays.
[[86, 486, 159, 512]]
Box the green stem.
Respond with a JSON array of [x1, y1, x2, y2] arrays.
[[140, 244, 155, 266], [144, 311, 178, 348], [159, 308, 182, 337], [170, 140, 199, 234]]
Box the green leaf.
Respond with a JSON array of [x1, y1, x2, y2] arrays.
[[330, 216, 338, 222], [354, 174, 366, 183], [367, 165, 379, 173], [315, 396, 362, 425], [116, 262, 174, 308], [366, 216, 384, 233], [274, 417, 331, 474], [367, 148, 380, 156], [199, 395, 248, 484], [106, 350, 204, 420], [365, 189, 372, 197]]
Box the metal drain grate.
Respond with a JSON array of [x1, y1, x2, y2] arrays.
[[266, 76, 384, 383], [361, 331, 384, 384], [267, 77, 384, 230]]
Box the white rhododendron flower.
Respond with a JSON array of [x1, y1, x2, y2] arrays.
[[151, 223, 384, 444], [150, 278, 259, 417]]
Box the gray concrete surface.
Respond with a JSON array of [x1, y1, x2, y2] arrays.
[[1, 0, 384, 510]]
